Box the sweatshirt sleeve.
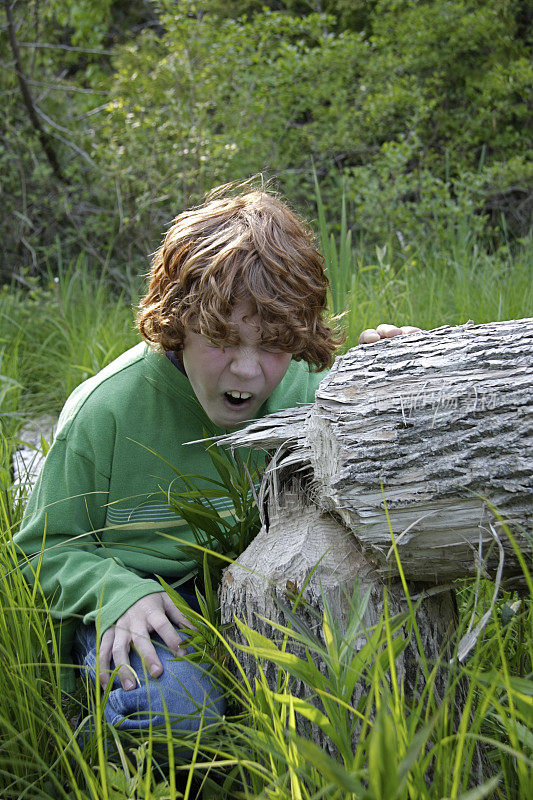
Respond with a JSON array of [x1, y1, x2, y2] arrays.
[[13, 409, 162, 643]]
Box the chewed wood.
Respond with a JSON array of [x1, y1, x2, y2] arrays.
[[221, 319, 533, 581], [219, 483, 460, 754]]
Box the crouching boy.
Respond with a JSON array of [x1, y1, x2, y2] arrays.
[[15, 182, 416, 735]]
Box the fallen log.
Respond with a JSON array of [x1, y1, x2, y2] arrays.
[[218, 319, 532, 750], [221, 318, 532, 583]]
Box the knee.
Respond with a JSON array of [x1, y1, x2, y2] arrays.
[[74, 625, 225, 733], [105, 654, 225, 732]]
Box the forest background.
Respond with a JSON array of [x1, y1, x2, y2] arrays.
[[1, 0, 532, 288]]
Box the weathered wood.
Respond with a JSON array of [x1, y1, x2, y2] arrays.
[[220, 483, 458, 675], [221, 319, 533, 581], [220, 483, 459, 753], [218, 320, 530, 759]]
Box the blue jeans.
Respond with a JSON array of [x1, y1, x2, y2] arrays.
[[73, 598, 225, 734]]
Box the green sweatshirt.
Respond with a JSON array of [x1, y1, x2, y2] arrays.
[[15, 342, 325, 688]]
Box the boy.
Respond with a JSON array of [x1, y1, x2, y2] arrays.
[[15, 182, 417, 733]]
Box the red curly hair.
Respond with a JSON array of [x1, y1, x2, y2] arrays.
[[137, 182, 342, 371]]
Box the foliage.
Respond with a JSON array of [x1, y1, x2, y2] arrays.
[[313, 180, 533, 344], [91, 7, 367, 257], [0, 0, 531, 283], [0, 255, 139, 422], [165, 445, 263, 586], [339, 0, 533, 243], [44, 0, 113, 47], [338, 232, 533, 348]]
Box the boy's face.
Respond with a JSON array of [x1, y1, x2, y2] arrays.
[[181, 301, 293, 429]]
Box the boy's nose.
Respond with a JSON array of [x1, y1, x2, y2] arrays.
[[229, 347, 262, 379]]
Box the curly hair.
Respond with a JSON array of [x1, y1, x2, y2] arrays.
[[137, 182, 343, 371]]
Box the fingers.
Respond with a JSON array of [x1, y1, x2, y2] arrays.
[[358, 329, 381, 344], [143, 604, 187, 661], [98, 627, 115, 690], [111, 621, 149, 688], [119, 627, 165, 682], [99, 626, 142, 692], [162, 592, 196, 631], [97, 592, 193, 691], [358, 325, 400, 344], [376, 323, 402, 338], [359, 324, 421, 344]]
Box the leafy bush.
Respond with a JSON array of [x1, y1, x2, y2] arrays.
[[1, 0, 530, 283]]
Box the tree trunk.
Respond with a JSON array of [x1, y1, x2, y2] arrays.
[[219, 485, 459, 753], [221, 319, 533, 582], [218, 319, 532, 752]]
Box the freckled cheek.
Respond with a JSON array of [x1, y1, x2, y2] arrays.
[[265, 353, 292, 386], [197, 348, 230, 375]]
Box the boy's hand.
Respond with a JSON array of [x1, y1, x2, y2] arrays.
[[98, 591, 195, 691], [358, 323, 421, 344]]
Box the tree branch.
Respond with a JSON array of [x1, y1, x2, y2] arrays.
[[18, 41, 114, 56], [3, 0, 65, 181]]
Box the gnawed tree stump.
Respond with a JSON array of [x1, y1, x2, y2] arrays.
[[218, 319, 532, 751], [221, 318, 532, 582], [221, 486, 459, 753]]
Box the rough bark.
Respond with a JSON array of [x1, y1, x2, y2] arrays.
[[218, 319, 531, 754], [220, 484, 459, 753], [221, 319, 533, 582]]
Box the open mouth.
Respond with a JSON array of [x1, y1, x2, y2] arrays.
[[224, 390, 253, 406]]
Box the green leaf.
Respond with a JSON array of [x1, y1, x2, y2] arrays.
[[474, 671, 533, 698], [495, 717, 533, 751], [397, 711, 441, 783], [272, 693, 338, 742], [368, 709, 399, 800], [287, 733, 367, 795], [455, 773, 503, 800], [233, 620, 322, 686], [322, 608, 334, 652], [40, 434, 51, 456]]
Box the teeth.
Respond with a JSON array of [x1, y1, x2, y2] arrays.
[[226, 391, 252, 400]]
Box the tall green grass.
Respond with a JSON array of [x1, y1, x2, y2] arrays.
[[340, 237, 533, 348], [0, 225, 531, 797], [314, 179, 533, 346], [0, 255, 139, 425], [1, 454, 530, 798]]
